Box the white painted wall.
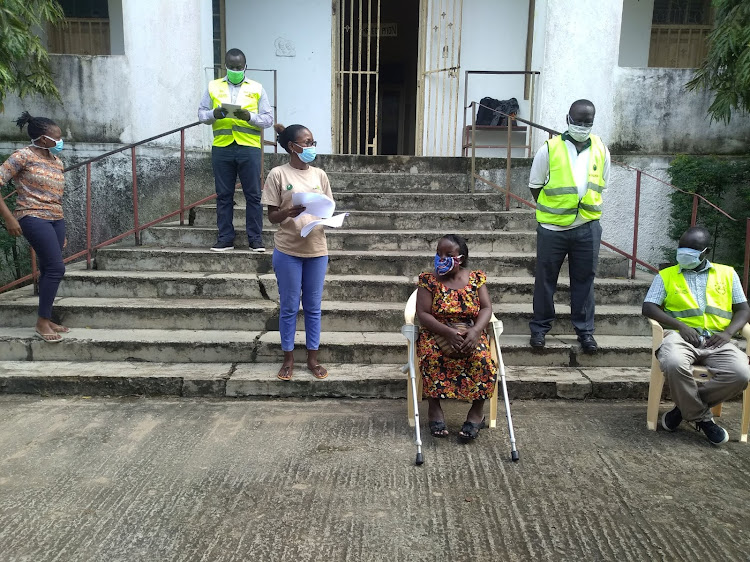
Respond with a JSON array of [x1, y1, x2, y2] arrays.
[[224, 0, 333, 154], [618, 0, 653, 67]]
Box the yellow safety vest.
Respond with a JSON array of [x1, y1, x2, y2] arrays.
[[208, 77, 262, 148], [659, 263, 736, 333], [535, 134, 607, 226]]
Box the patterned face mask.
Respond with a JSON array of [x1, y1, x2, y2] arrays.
[[434, 254, 462, 275]]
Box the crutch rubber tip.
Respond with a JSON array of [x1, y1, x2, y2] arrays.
[[511, 451, 519, 462], [415, 453, 424, 465]]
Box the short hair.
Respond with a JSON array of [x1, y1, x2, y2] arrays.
[[680, 225, 711, 246], [226, 48, 246, 61], [440, 234, 469, 267], [570, 99, 595, 115], [274, 123, 309, 154], [15, 111, 58, 139]]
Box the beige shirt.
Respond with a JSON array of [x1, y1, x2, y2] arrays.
[[261, 163, 334, 257]]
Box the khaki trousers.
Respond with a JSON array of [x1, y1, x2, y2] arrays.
[[657, 330, 750, 422]]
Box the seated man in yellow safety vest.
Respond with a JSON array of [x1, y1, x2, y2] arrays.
[[643, 226, 750, 445], [198, 48, 273, 253]]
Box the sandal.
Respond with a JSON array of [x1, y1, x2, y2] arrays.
[[35, 330, 62, 343], [458, 417, 486, 443], [277, 365, 293, 381], [429, 420, 449, 438], [308, 364, 329, 380]]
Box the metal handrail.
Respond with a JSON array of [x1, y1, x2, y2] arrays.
[[0, 122, 275, 294], [466, 101, 750, 294]]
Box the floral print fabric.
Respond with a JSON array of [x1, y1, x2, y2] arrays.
[[416, 270, 497, 400]]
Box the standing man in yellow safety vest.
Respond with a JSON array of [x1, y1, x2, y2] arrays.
[[528, 99, 610, 354], [198, 48, 273, 252], [643, 226, 750, 445]]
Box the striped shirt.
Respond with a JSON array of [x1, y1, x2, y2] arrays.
[[644, 261, 747, 334], [0, 147, 65, 221]]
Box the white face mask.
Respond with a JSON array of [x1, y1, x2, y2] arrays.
[[567, 114, 592, 143]]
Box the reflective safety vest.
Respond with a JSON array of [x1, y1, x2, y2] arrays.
[[208, 78, 262, 148], [659, 263, 736, 333], [535, 134, 607, 226]]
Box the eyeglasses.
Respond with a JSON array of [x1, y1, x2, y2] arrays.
[[294, 140, 317, 148], [568, 115, 594, 128]]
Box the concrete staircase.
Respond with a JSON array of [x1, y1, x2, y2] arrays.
[[0, 155, 654, 397]]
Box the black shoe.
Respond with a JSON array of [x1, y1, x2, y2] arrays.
[[210, 240, 234, 252], [578, 334, 598, 354], [661, 406, 682, 432], [696, 420, 729, 445], [249, 244, 266, 253], [529, 333, 545, 348]]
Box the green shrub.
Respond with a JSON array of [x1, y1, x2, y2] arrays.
[[666, 155, 750, 270]]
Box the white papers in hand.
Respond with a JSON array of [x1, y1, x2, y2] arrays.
[[300, 213, 349, 238], [292, 192, 335, 219], [220, 103, 243, 117]]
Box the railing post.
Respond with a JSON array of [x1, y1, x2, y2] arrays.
[[470, 102, 476, 194], [86, 163, 92, 269], [505, 115, 512, 211], [31, 249, 38, 295], [131, 147, 140, 245], [744, 217, 749, 296], [179, 129, 186, 226], [690, 193, 698, 226], [631, 170, 642, 279]]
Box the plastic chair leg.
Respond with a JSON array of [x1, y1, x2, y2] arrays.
[[647, 367, 665, 431], [711, 403, 723, 418], [741, 385, 750, 443]]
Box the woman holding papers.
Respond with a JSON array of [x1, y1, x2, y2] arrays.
[[261, 124, 334, 381]]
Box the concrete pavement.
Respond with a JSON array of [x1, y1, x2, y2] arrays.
[[1, 397, 749, 561]]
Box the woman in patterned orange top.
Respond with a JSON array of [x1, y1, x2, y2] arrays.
[[0, 112, 67, 342], [416, 234, 497, 442]]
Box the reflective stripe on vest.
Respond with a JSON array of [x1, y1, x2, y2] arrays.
[[535, 134, 607, 226], [659, 263, 736, 333], [208, 78, 262, 148]]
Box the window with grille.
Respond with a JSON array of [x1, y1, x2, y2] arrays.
[[48, 0, 111, 55], [649, 0, 714, 68]]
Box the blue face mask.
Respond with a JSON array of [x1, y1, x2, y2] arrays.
[[294, 143, 317, 164], [676, 247, 706, 270], [434, 254, 462, 276], [33, 135, 64, 155]]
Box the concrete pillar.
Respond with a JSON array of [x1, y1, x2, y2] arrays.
[[534, 0, 623, 148]]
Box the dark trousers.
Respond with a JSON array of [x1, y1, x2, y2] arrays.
[[530, 220, 602, 337], [18, 215, 66, 319], [211, 143, 263, 246]]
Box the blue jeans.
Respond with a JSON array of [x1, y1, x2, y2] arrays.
[[18, 216, 66, 319], [272, 249, 329, 352], [211, 143, 262, 246]]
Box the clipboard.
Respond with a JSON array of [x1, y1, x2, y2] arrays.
[[220, 103, 243, 117]]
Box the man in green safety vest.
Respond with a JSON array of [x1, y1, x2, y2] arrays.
[[643, 226, 750, 445], [198, 48, 273, 253], [528, 99, 609, 354]]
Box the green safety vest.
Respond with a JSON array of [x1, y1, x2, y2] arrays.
[[535, 134, 607, 226], [208, 77, 262, 148], [659, 263, 736, 333]]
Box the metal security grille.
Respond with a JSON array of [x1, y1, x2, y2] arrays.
[[333, 0, 382, 155], [416, 0, 463, 156]]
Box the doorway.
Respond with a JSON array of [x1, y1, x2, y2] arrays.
[[333, 0, 419, 155]]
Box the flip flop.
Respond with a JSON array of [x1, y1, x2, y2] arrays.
[[35, 330, 62, 343], [458, 417, 486, 443], [52, 325, 70, 333], [308, 364, 329, 380], [277, 365, 293, 381]]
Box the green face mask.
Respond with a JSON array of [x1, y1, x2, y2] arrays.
[[226, 68, 245, 85]]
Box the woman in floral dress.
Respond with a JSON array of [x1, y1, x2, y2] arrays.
[[416, 234, 497, 442]]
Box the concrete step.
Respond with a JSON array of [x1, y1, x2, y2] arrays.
[[93, 247, 630, 278], [57, 269, 652, 305], [0, 361, 651, 400], [0, 328, 653, 367], [326, 172, 473, 192], [143, 227, 538, 253], [191, 207, 538, 231], [0, 294, 651, 335]]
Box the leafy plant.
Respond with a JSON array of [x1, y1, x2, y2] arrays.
[[686, 0, 750, 124], [666, 154, 750, 269], [0, 0, 65, 112], [0, 177, 31, 285]]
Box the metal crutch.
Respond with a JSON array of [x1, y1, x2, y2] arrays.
[[490, 318, 519, 462], [401, 323, 424, 466]]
